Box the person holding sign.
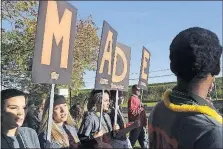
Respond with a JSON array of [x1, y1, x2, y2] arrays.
[[128, 85, 148, 148], [1, 89, 40, 148], [78, 90, 114, 148], [148, 27, 223, 148], [109, 90, 140, 148], [38, 94, 80, 149]]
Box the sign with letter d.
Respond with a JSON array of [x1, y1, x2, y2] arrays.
[[111, 42, 131, 91]]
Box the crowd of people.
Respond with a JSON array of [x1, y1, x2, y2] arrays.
[[1, 27, 222, 149]]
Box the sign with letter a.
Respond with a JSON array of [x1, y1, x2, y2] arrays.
[[111, 42, 131, 91], [32, 1, 77, 84], [138, 47, 151, 90], [95, 21, 118, 90]]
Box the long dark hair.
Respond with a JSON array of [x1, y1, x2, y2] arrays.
[[87, 89, 110, 112], [70, 103, 83, 123], [109, 90, 124, 108]]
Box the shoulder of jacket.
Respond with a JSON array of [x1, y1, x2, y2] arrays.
[[19, 127, 36, 134]]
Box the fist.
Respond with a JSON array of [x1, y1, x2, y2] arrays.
[[125, 122, 134, 128], [94, 129, 104, 138], [113, 124, 120, 130]]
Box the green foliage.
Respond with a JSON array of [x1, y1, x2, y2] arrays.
[[1, 1, 100, 105], [72, 78, 222, 108], [215, 77, 223, 99], [2, 1, 222, 106]]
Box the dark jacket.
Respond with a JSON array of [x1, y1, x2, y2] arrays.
[[148, 87, 222, 149], [23, 108, 40, 132], [128, 94, 147, 127]]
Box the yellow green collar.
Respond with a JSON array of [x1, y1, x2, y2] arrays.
[[95, 112, 100, 117], [163, 89, 222, 124]]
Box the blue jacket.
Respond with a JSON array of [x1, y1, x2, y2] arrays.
[[1, 127, 40, 148]]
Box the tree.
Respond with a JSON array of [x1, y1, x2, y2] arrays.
[[1, 1, 100, 104]]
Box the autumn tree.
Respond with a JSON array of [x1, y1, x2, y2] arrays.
[[1, 1, 100, 104]]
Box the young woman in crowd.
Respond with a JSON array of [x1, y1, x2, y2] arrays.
[[70, 103, 83, 131], [37, 97, 46, 122], [78, 89, 140, 149], [23, 100, 40, 132], [78, 90, 114, 148], [1, 89, 40, 148], [109, 90, 140, 148], [38, 94, 80, 149]]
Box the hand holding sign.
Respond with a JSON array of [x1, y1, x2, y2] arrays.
[[113, 124, 120, 131], [94, 129, 104, 138]]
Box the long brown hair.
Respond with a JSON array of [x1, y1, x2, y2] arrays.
[[38, 94, 79, 147]]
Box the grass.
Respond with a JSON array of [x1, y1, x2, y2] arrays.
[[134, 141, 141, 148]]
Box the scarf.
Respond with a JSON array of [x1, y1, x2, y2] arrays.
[[163, 89, 222, 124]]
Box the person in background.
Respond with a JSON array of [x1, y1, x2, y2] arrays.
[[78, 90, 113, 149], [109, 90, 140, 148], [128, 85, 148, 148], [149, 27, 223, 148], [37, 98, 46, 122], [38, 94, 80, 149], [1, 89, 40, 148], [70, 103, 83, 131], [23, 100, 40, 132]]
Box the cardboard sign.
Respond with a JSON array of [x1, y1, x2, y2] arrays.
[[138, 47, 151, 90], [32, 1, 77, 84], [111, 42, 131, 91], [95, 21, 118, 90]]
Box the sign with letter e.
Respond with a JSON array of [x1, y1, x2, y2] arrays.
[[32, 1, 77, 84], [95, 21, 118, 90], [138, 47, 151, 90]]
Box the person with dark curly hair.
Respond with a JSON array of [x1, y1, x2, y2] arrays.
[[148, 27, 223, 149]]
